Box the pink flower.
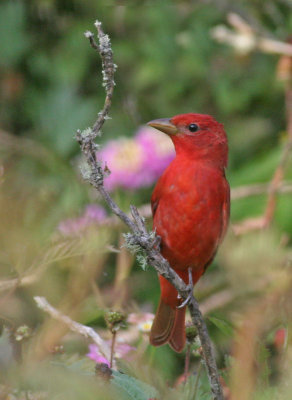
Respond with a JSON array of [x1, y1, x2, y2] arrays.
[[98, 126, 175, 191], [99, 139, 146, 191], [136, 127, 175, 179], [87, 344, 110, 366], [114, 342, 135, 358], [58, 204, 106, 236], [86, 342, 135, 365]]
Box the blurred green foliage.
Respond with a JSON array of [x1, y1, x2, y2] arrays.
[[1, 0, 291, 226], [0, 1, 290, 155], [0, 0, 291, 399]]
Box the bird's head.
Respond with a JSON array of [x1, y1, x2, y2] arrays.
[[147, 113, 228, 168]]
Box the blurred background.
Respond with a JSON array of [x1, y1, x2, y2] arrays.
[[0, 1, 291, 399]]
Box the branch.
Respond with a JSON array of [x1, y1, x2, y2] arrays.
[[231, 180, 292, 200], [76, 20, 223, 400], [0, 237, 120, 294], [34, 296, 113, 367], [84, 22, 116, 138], [233, 88, 292, 235], [2, 179, 291, 294], [263, 83, 292, 226], [213, 14, 292, 235], [211, 12, 292, 57]]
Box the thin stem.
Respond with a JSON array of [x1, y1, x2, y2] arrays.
[[264, 86, 292, 224], [184, 343, 191, 383], [110, 330, 117, 369], [148, 344, 156, 367]]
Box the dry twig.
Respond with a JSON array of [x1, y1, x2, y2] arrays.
[[2, 178, 291, 295], [263, 84, 292, 228], [212, 12, 292, 57], [213, 13, 292, 235], [34, 296, 113, 366], [0, 237, 119, 294], [76, 20, 224, 400]]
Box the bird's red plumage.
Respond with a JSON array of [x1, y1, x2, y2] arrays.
[[149, 113, 230, 352]]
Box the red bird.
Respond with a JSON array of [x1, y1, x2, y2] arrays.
[[147, 113, 230, 352]]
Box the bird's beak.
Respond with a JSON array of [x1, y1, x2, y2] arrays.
[[147, 118, 178, 135]]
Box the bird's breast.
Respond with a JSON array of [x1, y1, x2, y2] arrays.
[[152, 160, 229, 270]]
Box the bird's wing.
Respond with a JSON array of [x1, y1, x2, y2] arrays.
[[220, 178, 230, 243], [151, 177, 165, 218], [151, 197, 159, 218]]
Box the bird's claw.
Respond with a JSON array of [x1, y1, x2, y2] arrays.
[[177, 267, 193, 309], [177, 290, 192, 308]]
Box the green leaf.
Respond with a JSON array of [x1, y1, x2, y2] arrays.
[[208, 316, 233, 337], [51, 355, 95, 376], [24, 84, 96, 157], [112, 370, 159, 400], [179, 368, 211, 400]]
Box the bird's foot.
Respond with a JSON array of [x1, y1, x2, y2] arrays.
[[177, 268, 193, 309], [177, 292, 192, 309]]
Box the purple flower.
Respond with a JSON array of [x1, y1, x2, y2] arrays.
[[98, 126, 175, 191], [58, 204, 106, 236], [83, 204, 107, 222]]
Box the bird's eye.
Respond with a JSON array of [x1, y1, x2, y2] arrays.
[[188, 123, 199, 132]]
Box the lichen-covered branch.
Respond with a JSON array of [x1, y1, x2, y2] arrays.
[[84, 22, 116, 138], [76, 20, 223, 400]]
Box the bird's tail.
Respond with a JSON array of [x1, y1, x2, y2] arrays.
[[150, 298, 186, 352], [150, 275, 186, 352]]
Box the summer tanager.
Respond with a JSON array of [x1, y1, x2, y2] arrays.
[[147, 113, 230, 352]]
